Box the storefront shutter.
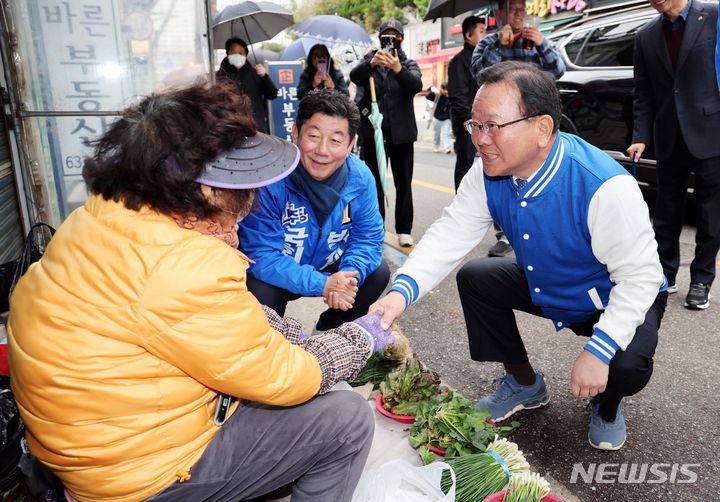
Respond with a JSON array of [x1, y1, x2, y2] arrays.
[[0, 111, 23, 263]]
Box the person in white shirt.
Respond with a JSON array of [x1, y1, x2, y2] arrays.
[[370, 61, 668, 451]]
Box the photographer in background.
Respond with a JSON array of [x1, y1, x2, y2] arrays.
[[350, 19, 422, 248], [297, 43, 349, 101]]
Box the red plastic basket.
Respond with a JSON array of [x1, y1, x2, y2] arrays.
[[375, 392, 416, 424], [483, 490, 564, 502], [423, 443, 446, 456]]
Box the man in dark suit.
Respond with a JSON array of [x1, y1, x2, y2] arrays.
[[448, 15, 485, 190], [628, 0, 720, 310], [716, 13, 720, 91]]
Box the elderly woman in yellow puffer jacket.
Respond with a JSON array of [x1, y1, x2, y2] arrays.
[[7, 82, 395, 502]]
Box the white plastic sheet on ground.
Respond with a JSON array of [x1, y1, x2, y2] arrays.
[[353, 458, 456, 502]]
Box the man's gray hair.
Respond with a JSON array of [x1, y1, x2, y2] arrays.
[[476, 61, 561, 132]]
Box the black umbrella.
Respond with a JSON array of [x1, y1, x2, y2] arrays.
[[424, 0, 496, 21], [212, 1, 294, 49], [247, 48, 280, 65]]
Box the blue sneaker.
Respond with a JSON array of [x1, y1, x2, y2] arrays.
[[588, 400, 626, 450], [475, 371, 550, 421]]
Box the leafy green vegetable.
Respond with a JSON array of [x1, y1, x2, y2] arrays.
[[418, 445, 436, 465], [379, 358, 443, 416], [349, 353, 397, 389], [409, 391, 520, 461]]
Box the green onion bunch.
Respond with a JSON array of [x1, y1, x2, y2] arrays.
[[440, 436, 530, 502], [486, 437, 530, 474], [503, 472, 551, 502]]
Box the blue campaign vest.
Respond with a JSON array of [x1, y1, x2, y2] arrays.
[[238, 154, 383, 296], [485, 133, 630, 328]]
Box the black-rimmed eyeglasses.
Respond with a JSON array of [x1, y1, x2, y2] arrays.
[[463, 114, 542, 135]]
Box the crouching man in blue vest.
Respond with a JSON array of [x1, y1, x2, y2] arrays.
[[238, 89, 390, 332], [369, 61, 668, 450]]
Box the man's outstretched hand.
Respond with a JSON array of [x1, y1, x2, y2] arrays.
[[571, 350, 609, 397], [351, 311, 395, 353], [368, 291, 407, 330]]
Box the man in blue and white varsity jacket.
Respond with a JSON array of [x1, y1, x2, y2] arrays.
[[370, 61, 668, 451]]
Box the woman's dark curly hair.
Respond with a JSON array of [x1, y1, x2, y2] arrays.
[[82, 81, 257, 218]]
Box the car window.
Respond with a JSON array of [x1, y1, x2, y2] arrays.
[[548, 34, 569, 47], [563, 30, 590, 64], [563, 18, 650, 67]]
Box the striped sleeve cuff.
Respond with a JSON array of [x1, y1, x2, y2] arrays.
[[584, 328, 620, 365], [387, 274, 419, 306]]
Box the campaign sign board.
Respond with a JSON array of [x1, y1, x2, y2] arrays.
[[267, 61, 303, 140]]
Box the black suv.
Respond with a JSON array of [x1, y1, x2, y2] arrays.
[[548, 5, 693, 201]]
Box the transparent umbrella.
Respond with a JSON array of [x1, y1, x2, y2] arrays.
[[280, 37, 322, 60], [290, 15, 372, 47], [367, 76, 389, 203]]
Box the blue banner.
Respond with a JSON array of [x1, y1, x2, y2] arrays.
[[267, 61, 303, 140]]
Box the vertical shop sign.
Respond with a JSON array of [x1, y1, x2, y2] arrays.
[[34, 0, 124, 177], [267, 61, 302, 140]]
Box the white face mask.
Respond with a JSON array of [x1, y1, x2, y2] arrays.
[[228, 54, 246, 68]]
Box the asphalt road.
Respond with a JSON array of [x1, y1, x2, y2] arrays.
[[381, 140, 720, 501]]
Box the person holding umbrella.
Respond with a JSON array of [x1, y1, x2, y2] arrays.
[[350, 19, 423, 247], [217, 37, 278, 133], [297, 43, 349, 100]]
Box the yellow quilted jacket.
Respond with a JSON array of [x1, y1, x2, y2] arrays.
[[8, 195, 322, 501]]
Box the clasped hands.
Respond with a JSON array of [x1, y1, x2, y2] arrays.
[[323, 270, 358, 311]]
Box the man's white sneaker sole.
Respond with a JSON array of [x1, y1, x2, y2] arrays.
[[589, 435, 626, 451], [491, 395, 551, 422], [685, 293, 711, 309]]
